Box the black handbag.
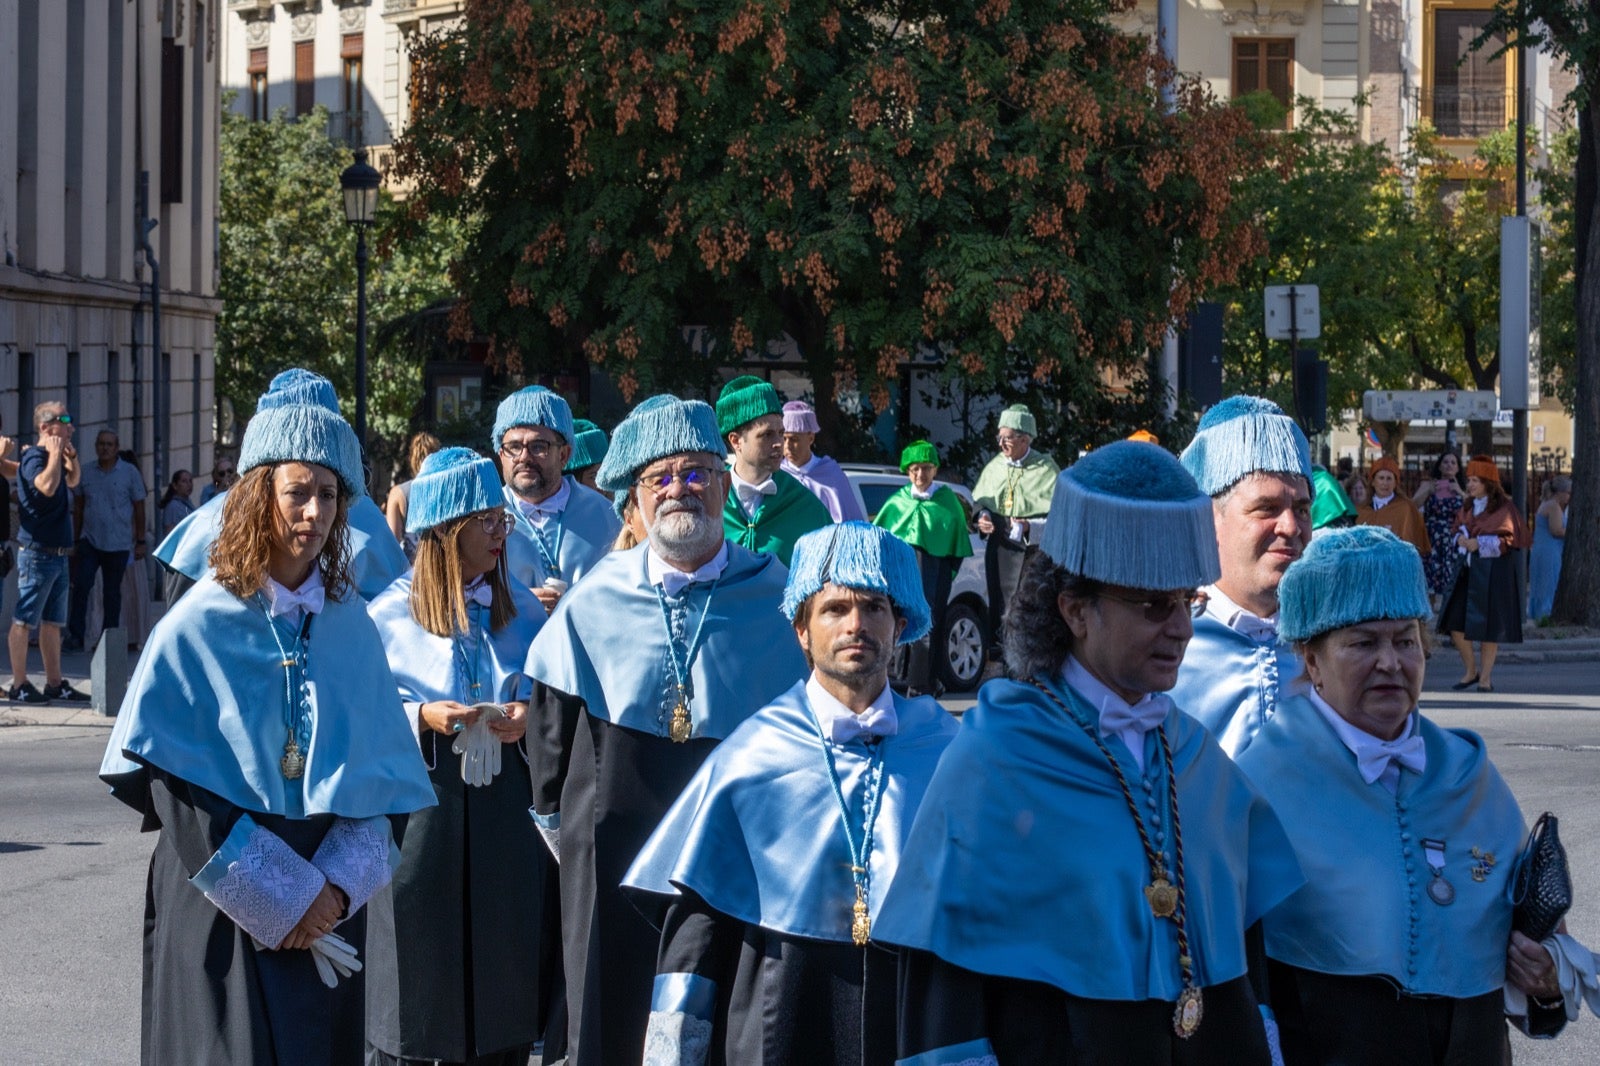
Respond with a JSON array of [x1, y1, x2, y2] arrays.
[[1509, 812, 1572, 943]]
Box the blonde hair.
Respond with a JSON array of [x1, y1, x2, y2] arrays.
[[407, 432, 442, 478], [211, 466, 353, 601], [613, 489, 642, 551], [409, 512, 516, 638]]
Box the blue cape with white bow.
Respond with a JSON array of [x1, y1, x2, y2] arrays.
[[100, 576, 436, 819], [366, 575, 546, 706], [523, 542, 803, 739], [153, 491, 409, 601], [873, 675, 1304, 999], [503, 478, 622, 590], [1170, 614, 1306, 756], [623, 681, 958, 941], [1234, 693, 1525, 996]]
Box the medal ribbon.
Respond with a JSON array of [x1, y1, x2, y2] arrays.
[[513, 502, 565, 580], [653, 577, 723, 735], [258, 595, 313, 773], [452, 600, 488, 701], [809, 700, 888, 945]]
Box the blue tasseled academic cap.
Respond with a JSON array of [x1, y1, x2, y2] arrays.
[[565, 419, 609, 471], [405, 447, 505, 535], [594, 395, 724, 494], [256, 368, 341, 414], [1278, 526, 1431, 643], [492, 385, 575, 451], [1038, 440, 1220, 591], [237, 402, 365, 497], [1179, 394, 1313, 497], [781, 521, 932, 644]]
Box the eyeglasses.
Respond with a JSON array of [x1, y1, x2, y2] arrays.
[[1097, 588, 1204, 623], [41, 413, 72, 426], [501, 439, 556, 459], [637, 466, 716, 495], [474, 511, 515, 536]]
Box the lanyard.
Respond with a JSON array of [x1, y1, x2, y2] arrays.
[[452, 601, 488, 701], [809, 701, 888, 946], [653, 576, 722, 740], [258, 595, 313, 780], [513, 500, 565, 579]]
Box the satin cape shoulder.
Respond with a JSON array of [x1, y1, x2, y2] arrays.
[[366, 575, 546, 705]]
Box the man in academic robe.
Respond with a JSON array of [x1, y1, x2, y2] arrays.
[[152, 369, 409, 603], [625, 522, 959, 1066], [877, 442, 1304, 1065], [493, 386, 622, 611], [717, 376, 832, 565], [971, 403, 1060, 655], [1168, 396, 1314, 757], [1356, 456, 1431, 556], [566, 418, 610, 492], [780, 400, 866, 522], [523, 394, 807, 1066]]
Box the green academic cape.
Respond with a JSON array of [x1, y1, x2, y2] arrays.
[[873, 484, 975, 560], [722, 469, 833, 566], [972, 450, 1059, 518]]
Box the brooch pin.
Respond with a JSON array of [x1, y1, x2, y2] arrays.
[[1469, 846, 1497, 883]]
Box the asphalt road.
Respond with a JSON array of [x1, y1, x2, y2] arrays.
[[1, 659, 1596, 1064]]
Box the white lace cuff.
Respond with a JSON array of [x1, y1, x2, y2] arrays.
[[311, 815, 398, 916], [897, 1038, 1000, 1066], [642, 1011, 713, 1066], [190, 815, 326, 949], [1478, 536, 1504, 559]]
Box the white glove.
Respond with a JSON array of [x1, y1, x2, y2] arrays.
[[453, 703, 505, 787], [309, 930, 362, 988]]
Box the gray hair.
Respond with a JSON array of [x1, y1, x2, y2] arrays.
[[1003, 550, 1099, 680]]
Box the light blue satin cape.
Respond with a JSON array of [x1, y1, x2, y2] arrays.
[[523, 543, 803, 739], [873, 675, 1304, 1000], [1234, 693, 1525, 997], [503, 478, 621, 590], [366, 575, 546, 706], [153, 491, 409, 601], [99, 576, 436, 819], [1169, 615, 1305, 756], [623, 681, 958, 941]]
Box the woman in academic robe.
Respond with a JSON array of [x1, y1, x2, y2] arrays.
[[99, 401, 437, 1066], [1235, 526, 1570, 1064], [1438, 456, 1525, 692], [364, 447, 555, 1066], [878, 442, 1304, 1065], [1355, 457, 1430, 557]]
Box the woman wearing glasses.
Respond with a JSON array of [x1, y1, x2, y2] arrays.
[[880, 442, 1302, 1064], [364, 447, 556, 1066]]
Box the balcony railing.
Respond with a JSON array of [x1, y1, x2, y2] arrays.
[[327, 110, 368, 150], [1415, 85, 1515, 139]]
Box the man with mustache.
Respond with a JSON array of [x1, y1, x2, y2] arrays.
[[493, 386, 621, 611], [717, 376, 832, 566], [624, 522, 958, 1065], [523, 394, 804, 1066], [1168, 396, 1315, 756]]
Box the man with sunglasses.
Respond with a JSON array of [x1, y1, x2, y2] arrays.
[[198, 457, 237, 505], [523, 394, 803, 1066], [9, 402, 88, 704], [492, 385, 620, 611], [1169, 395, 1315, 757]]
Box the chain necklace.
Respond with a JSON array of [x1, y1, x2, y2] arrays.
[[999, 465, 1022, 515], [1028, 678, 1204, 1039], [258, 595, 313, 781], [808, 701, 889, 946], [653, 576, 723, 742]]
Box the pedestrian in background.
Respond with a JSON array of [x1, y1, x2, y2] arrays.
[[0, 414, 18, 581], [67, 430, 147, 652], [1355, 457, 1430, 557], [8, 402, 87, 705], [971, 404, 1059, 657], [198, 455, 237, 504], [384, 430, 442, 562], [780, 399, 865, 522], [565, 419, 610, 492], [1411, 451, 1468, 610], [1528, 475, 1571, 622], [157, 469, 195, 539], [1440, 456, 1525, 693]]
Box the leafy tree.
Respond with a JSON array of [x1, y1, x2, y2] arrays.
[[216, 102, 463, 477], [393, 0, 1269, 457]]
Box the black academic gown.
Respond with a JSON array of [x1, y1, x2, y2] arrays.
[[136, 768, 379, 1065]]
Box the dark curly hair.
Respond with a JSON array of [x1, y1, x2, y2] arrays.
[[210, 465, 353, 602], [1002, 550, 1101, 680]]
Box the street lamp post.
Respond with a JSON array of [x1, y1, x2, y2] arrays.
[[339, 149, 381, 449]]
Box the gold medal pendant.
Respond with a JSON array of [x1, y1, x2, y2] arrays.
[[669, 702, 692, 743], [1173, 985, 1203, 1039], [851, 887, 871, 947], [280, 733, 305, 780], [1145, 877, 1178, 919]]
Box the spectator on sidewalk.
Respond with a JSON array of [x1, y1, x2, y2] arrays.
[[198, 455, 237, 504], [8, 402, 88, 704], [1, 415, 18, 580], [66, 430, 147, 652], [383, 430, 442, 562], [157, 469, 195, 540]]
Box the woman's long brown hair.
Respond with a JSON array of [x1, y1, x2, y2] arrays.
[[210, 465, 354, 601], [409, 512, 516, 638]]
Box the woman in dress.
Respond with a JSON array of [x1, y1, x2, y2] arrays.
[[1236, 526, 1567, 1064], [1411, 451, 1468, 608], [99, 400, 437, 1065], [364, 446, 556, 1066], [1527, 475, 1571, 622], [1438, 457, 1524, 693]]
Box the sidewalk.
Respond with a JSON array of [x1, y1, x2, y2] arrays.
[[0, 642, 112, 730]]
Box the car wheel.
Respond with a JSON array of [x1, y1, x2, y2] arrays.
[[939, 601, 987, 693]]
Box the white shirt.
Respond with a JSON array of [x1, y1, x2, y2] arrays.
[[514, 478, 571, 529], [1200, 584, 1280, 644], [1004, 448, 1032, 468], [1062, 655, 1171, 773], [1306, 688, 1424, 794], [647, 541, 731, 597], [1373, 493, 1395, 509], [729, 469, 777, 517], [264, 566, 326, 624], [806, 674, 897, 744]]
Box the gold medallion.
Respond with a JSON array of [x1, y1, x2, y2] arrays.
[[1173, 986, 1203, 1039], [851, 891, 871, 947], [280, 734, 305, 780], [1145, 877, 1178, 919], [669, 702, 692, 743]]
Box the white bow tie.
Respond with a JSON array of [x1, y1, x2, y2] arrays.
[[660, 570, 716, 598], [740, 479, 777, 498], [1098, 694, 1171, 738], [466, 582, 493, 607], [1357, 734, 1426, 785], [270, 584, 325, 618], [832, 706, 898, 745]]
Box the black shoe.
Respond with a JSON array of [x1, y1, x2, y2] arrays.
[[43, 681, 90, 703], [1450, 676, 1479, 691], [6, 682, 51, 705]]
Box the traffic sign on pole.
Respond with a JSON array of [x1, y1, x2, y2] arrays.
[[1362, 389, 1499, 422], [1264, 285, 1321, 340]]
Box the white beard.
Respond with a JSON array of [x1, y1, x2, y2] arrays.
[[649, 499, 723, 565]]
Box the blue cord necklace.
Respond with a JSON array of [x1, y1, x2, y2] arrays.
[[653, 576, 722, 742], [809, 700, 889, 946], [452, 600, 487, 700], [257, 595, 312, 780], [512, 496, 565, 580]]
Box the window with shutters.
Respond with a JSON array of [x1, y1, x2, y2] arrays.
[[294, 40, 314, 117], [248, 48, 268, 121], [1423, 0, 1514, 139], [1231, 38, 1295, 130], [160, 37, 184, 202]]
